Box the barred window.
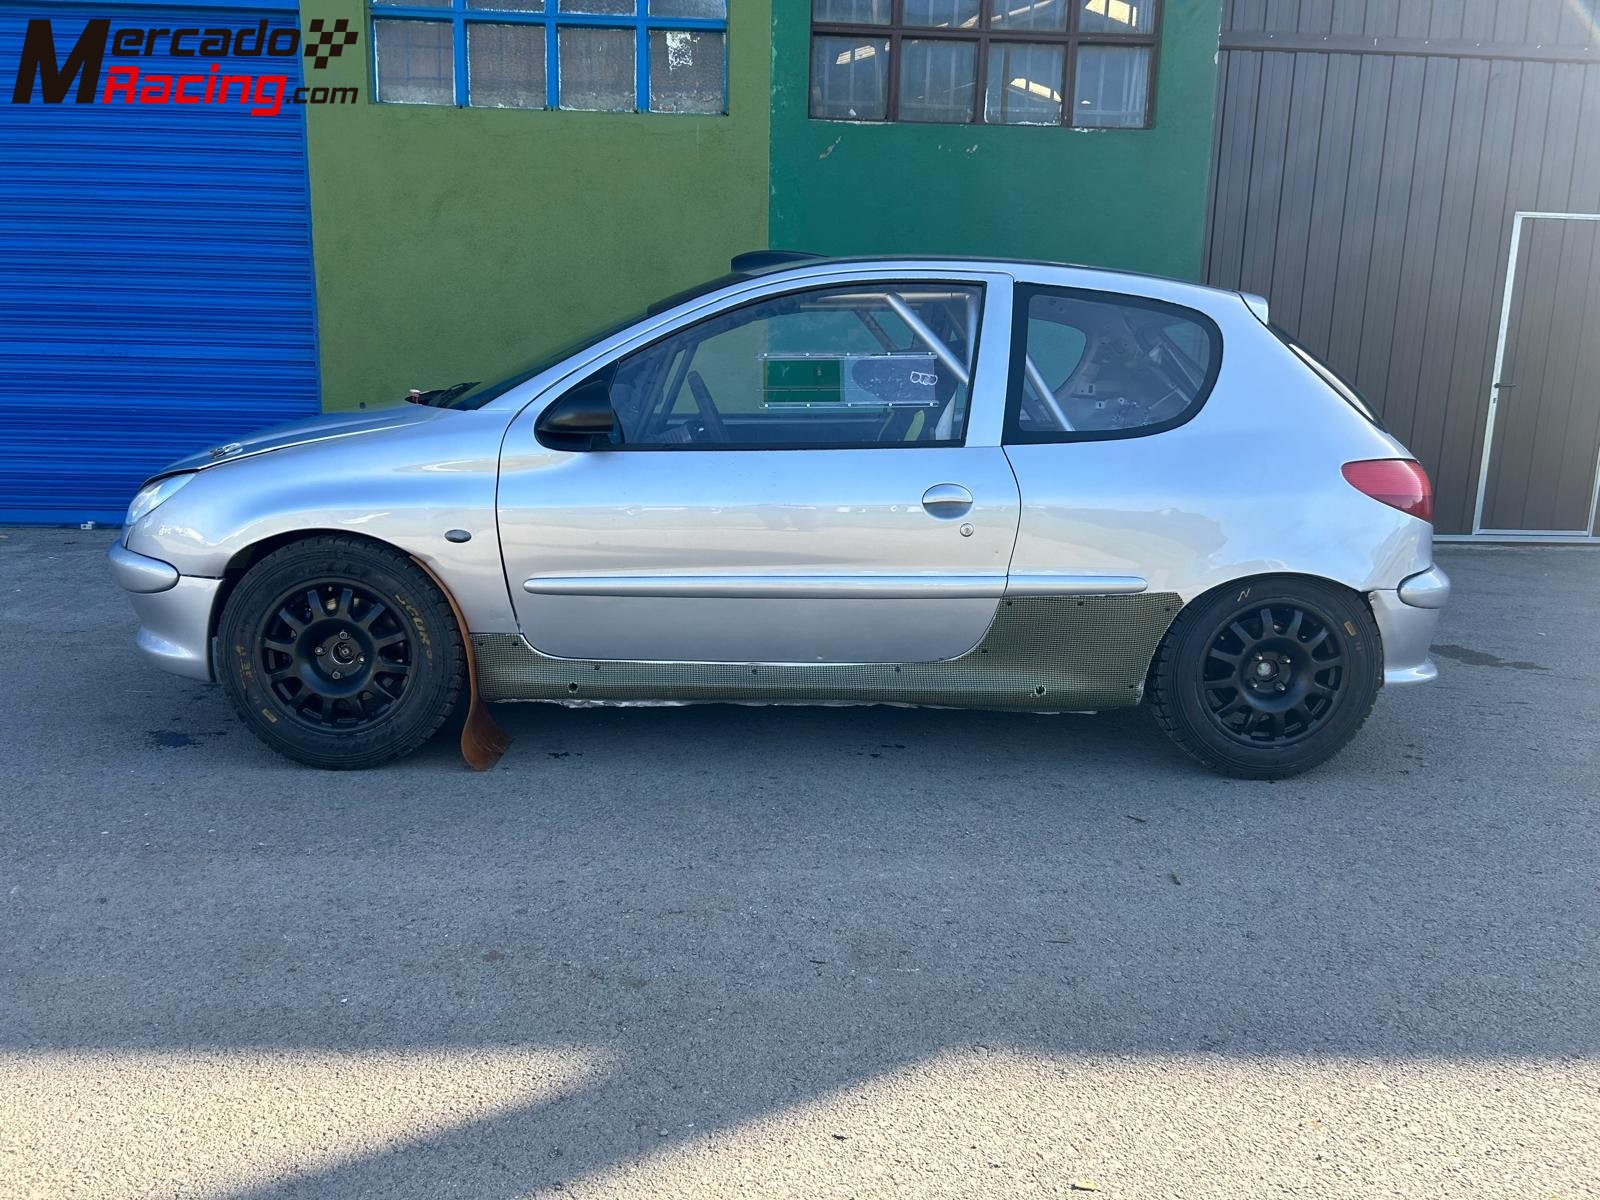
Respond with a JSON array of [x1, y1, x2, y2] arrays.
[[810, 0, 1156, 128], [372, 0, 727, 113]]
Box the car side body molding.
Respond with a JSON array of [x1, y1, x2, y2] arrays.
[[1004, 574, 1148, 596], [521, 573, 1149, 599], [522, 573, 1008, 598]]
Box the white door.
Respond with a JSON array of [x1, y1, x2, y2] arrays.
[[1473, 211, 1600, 538]]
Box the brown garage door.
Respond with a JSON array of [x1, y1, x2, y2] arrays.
[[1204, 0, 1600, 537]]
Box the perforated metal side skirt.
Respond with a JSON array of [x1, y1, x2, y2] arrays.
[[473, 594, 1183, 710]]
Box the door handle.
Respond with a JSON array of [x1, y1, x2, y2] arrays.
[[921, 483, 974, 517]]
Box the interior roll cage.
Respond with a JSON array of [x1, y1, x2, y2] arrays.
[[1017, 307, 1209, 433], [628, 285, 984, 444]]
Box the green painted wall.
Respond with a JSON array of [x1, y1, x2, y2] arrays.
[[769, 0, 1222, 281], [299, 0, 771, 411], [300, 1, 1221, 411]]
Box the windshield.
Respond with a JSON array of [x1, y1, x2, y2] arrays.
[[435, 272, 751, 410]]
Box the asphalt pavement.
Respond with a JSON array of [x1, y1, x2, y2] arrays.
[[1, 528, 1596, 1199]]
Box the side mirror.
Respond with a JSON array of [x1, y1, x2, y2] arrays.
[[534, 376, 620, 451]]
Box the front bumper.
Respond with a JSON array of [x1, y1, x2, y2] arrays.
[[1369, 564, 1451, 687], [109, 542, 219, 682]]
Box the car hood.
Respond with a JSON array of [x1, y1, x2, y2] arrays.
[[157, 405, 445, 476]]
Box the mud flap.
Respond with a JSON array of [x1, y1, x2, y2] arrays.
[[411, 556, 512, 771]]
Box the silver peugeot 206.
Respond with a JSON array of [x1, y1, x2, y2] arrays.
[[109, 253, 1448, 778]]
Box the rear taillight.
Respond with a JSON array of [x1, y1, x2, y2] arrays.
[[1341, 459, 1433, 523]]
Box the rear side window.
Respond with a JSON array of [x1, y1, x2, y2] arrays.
[[1005, 287, 1221, 443]]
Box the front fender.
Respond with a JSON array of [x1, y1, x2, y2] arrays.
[[122, 408, 519, 636]]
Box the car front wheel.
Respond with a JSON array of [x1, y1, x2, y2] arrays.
[[1148, 576, 1382, 779], [217, 536, 464, 769]]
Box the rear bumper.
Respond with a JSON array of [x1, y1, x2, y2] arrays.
[[109, 542, 219, 682], [1369, 565, 1451, 687]]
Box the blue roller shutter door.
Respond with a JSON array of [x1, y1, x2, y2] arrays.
[[0, 0, 319, 524]]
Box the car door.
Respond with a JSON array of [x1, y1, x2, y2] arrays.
[[999, 278, 1229, 595], [495, 271, 1019, 664]]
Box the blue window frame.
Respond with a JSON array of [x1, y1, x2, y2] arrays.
[[371, 0, 728, 113]]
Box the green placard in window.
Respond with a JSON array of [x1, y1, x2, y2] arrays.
[[763, 356, 844, 407], [761, 353, 942, 410]]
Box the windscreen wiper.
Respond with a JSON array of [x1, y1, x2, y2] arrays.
[[405, 381, 480, 407]]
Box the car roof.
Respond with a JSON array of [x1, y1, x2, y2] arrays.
[[726, 251, 1259, 315]]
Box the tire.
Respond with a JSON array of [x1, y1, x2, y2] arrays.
[[1148, 576, 1381, 779], [216, 535, 465, 769]]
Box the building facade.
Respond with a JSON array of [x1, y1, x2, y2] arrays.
[[2, 0, 1220, 523], [301, 0, 1221, 417], [3, 0, 1597, 539]]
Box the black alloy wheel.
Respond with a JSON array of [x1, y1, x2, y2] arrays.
[[258, 580, 414, 731], [1148, 576, 1382, 779], [218, 536, 464, 769], [1200, 601, 1347, 746]]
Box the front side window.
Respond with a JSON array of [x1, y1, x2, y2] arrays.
[[810, 0, 1157, 127], [1006, 286, 1218, 441], [584, 282, 984, 449], [372, 0, 727, 113]]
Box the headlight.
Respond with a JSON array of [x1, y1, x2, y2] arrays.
[[125, 473, 194, 526]]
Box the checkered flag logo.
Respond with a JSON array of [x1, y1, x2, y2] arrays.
[[303, 18, 358, 70]]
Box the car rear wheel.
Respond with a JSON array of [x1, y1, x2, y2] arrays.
[[217, 536, 464, 769], [1148, 577, 1381, 779]]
